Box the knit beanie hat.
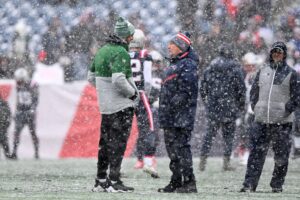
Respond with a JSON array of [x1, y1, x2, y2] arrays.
[[169, 32, 191, 52], [270, 41, 287, 62], [114, 17, 135, 39]]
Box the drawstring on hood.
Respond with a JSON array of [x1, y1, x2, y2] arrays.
[[267, 64, 279, 123]]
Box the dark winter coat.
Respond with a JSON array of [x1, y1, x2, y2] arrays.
[[16, 81, 39, 115], [159, 48, 199, 130], [200, 54, 246, 122], [250, 42, 300, 122]]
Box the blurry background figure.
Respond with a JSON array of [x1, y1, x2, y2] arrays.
[[200, 20, 227, 68], [0, 95, 12, 159], [291, 59, 300, 159], [32, 50, 64, 85], [287, 27, 300, 68], [234, 52, 258, 165], [11, 68, 39, 160], [41, 16, 66, 65], [12, 19, 31, 63], [237, 14, 273, 58], [199, 44, 246, 171], [0, 55, 14, 79], [65, 8, 95, 81], [129, 29, 159, 178], [12, 19, 33, 77]]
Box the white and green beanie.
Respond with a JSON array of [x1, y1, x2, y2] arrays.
[[114, 17, 135, 39]]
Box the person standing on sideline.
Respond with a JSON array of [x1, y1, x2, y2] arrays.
[[11, 68, 39, 160], [234, 52, 259, 165], [199, 44, 246, 171], [129, 29, 159, 178], [0, 95, 11, 159], [89, 17, 139, 193], [240, 41, 300, 193], [158, 32, 199, 193]]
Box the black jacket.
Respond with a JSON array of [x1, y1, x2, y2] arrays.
[[159, 48, 199, 130], [200, 55, 246, 122]]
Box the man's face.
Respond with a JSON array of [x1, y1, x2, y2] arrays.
[[126, 34, 134, 44], [168, 42, 182, 58], [271, 49, 284, 63]]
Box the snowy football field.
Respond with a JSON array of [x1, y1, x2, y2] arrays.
[[0, 157, 299, 200]]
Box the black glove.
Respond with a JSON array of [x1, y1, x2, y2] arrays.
[[129, 92, 138, 101]]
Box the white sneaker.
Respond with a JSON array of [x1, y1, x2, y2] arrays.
[[143, 165, 159, 178]]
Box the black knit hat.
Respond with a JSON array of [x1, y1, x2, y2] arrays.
[[169, 32, 191, 52], [270, 41, 287, 62]]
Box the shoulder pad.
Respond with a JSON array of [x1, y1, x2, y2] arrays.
[[139, 49, 148, 59]]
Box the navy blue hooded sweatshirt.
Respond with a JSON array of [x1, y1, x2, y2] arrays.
[[159, 48, 199, 130]]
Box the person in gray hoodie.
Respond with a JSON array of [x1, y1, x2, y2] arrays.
[[89, 17, 139, 193], [240, 41, 300, 193]]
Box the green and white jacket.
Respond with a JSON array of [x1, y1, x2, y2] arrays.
[[88, 35, 139, 114]]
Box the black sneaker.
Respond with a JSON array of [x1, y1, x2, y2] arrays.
[[92, 178, 110, 192], [176, 181, 197, 193], [239, 186, 256, 192], [10, 153, 17, 160], [272, 187, 283, 193], [106, 180, 134, 193], [158, 181, 182, 193]]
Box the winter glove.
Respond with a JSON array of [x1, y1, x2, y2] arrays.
[[152, 100, 159, 108]]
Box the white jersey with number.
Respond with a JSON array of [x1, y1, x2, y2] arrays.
[[129, 50, 152, 92]]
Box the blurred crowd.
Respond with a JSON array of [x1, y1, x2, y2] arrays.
[[0, 0, 300, 83], [194, 0, 300, 72]]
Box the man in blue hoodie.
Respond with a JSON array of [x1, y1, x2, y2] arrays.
[[240, 42, 300, 193], [158, 32, 199, 193]]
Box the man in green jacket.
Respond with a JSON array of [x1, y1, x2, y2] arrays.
[[89, 17, 139, 193]]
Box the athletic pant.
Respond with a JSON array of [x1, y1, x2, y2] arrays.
[[135, 91, 156, 160], [243, 122, 292, 190], [0, 122, 10, 158], [200, 119, 236, 157], [12, 112, 39, 158], [97, 107, 134, 181], [164, 127, 195, 183]]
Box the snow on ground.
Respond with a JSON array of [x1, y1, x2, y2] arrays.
[[0, 157, 299, 200]]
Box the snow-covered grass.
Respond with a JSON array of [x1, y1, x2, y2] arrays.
[[0, 157, 299, 200]]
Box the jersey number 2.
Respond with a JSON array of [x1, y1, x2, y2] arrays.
[[131, 59, 142, 82]]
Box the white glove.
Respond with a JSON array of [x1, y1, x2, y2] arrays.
[[152, 100, 159, 108]]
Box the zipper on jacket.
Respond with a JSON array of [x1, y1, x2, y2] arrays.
[[267, 64, 278, 123]]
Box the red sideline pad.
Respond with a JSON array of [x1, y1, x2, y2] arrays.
[[59, 84, 139, 158]]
